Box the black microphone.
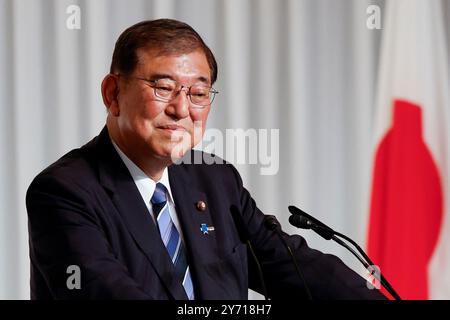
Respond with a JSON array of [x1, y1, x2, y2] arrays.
[[264, 215, 313, 300], [289, 214, 334, 240], [288, 205, 401, 301], [230, 205, 269, 300]]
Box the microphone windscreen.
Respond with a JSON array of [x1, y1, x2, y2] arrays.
[[289, 205, 332, 232], [288, 214, 311, 229]]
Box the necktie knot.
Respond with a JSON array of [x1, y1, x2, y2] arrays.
[[151, 182, 167, 205]]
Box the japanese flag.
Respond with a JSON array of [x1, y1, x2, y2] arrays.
[[367, 0, 450, 299]]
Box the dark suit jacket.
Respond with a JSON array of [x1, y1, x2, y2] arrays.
[[26, 127, 385, 300]]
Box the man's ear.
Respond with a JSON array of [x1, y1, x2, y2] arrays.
[[101, 74, 120, 116]]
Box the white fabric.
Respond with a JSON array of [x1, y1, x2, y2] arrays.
[[110, 139, 186, 244]]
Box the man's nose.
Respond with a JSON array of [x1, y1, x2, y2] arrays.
[[166, 88, 190, 119]]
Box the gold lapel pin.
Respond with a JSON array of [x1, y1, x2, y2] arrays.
[[196, 200, 207, 212]]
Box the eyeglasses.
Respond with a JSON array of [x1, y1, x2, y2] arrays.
[[125, 76, 218, 108]]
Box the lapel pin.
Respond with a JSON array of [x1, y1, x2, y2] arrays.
[[196, 200, 207, 212], [200, 223, 215, 235]]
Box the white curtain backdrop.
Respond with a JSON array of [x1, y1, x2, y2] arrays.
[[3, 0, 447, 300]]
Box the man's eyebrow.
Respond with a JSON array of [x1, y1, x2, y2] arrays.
[[148, 74, 211, 85], [196, 76, 210, 84], [148, 73, 174, 81]]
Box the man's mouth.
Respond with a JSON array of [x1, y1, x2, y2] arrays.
[[157, 124, 186, 132]]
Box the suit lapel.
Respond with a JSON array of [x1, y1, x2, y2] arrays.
[[168, 164, 220, 298], [95, 127, 188, 300]]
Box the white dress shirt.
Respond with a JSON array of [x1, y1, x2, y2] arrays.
[[110, 140, 186, 242]]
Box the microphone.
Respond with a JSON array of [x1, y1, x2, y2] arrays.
[[288, 205, 401, 300], [230, 205, 269, 300], [264, 215, 313, 300], [289, 214, 334, 240]]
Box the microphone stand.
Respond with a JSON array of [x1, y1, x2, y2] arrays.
[[246, 238, 269, 300], [332, 229, 400, 300], [264, 215, 313, 300], [230, 205, 269, 300], [288, 206, 401, 300]]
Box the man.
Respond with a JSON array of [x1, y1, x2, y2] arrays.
[[26, 19, 385, 300]]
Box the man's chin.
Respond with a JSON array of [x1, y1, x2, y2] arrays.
[[152, 143, 191, 164], [169, 144, 190, 162], [150, 132, 194, 163]]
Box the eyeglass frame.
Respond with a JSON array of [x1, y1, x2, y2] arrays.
[[117, 74, 219, 108]]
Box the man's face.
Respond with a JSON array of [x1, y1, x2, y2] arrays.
[[113, 49, 212, 164]]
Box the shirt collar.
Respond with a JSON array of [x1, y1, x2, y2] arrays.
[[110, 139, 174, 205]]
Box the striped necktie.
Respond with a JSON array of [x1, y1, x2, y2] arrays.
[[151, 182, 194, 300]]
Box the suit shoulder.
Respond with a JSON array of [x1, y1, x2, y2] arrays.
[[170, 150, 244, 188], [176, 150, 236, 172], [27, 138, 98, 198]]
